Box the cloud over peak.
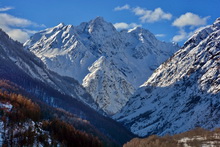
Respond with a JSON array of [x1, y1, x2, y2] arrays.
[[114, 22, 141, 30]]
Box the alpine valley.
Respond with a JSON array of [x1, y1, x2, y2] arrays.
[[114, 18, 220, 137], [1, 15, 220, 147]]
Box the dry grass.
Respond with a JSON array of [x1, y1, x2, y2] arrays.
[[124, 128, 220, 147]]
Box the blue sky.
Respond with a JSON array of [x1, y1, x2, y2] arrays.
[[0, 0, 219, 44]]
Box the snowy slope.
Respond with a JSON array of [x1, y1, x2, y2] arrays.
[[114, 18, 220, 136], [82, 56, 135, 114], [0, 29, 98, 110], [0, 29, 136, 145], [25, 17, 179, 115]]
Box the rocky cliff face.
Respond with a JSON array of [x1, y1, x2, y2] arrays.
[[114, 18, 220, 136], [24, 17, 178, 115]]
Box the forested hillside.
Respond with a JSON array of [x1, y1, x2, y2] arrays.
[[0, 80, 110, 146]]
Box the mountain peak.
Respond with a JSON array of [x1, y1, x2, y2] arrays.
[[127, 26, 154, 37], [92, 16, 105, 23], [213, 17, 220, 29], [128, 26, 143, 33], [25, 17, 179, 115], [87, 17, 116, 34], [56, 22, 66, 28], [214, 17, 220, 23], [89, 16, 109, 26]]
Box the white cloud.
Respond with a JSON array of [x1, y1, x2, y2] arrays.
[[0, 13, 44, 43], [0, 13, 34, 27], [114, 4, 130, 11], [172, 12, 209, 43], [133, 7, 172, 23], [114, 22, 142, 30], [0, 6, 14, 12], [172, 28, 194, 42], [172, 12, 209, 27], [132, 7, 145, 15], [114, 5, 172, 23], [7, 29, 30, 43], [155, 34, 166, 37], [172, 29, 187, 42]]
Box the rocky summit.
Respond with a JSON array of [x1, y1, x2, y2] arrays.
[[24, 17, 178, 115]]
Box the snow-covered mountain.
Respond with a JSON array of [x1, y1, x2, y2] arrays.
[[0, 28, 135, 145], [24, 17, 179, 115], [114, 18, 220, 137], [0, 28, 97, 110]]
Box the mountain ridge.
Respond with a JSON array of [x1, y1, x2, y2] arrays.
[[0, 28, 98, 110], [25, 17, 179, 115], [114, 17, 220, 137]]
